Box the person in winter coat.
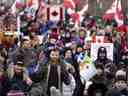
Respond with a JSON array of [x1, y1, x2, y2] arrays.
[[0, 65, 10, 96], [62, 47, 85, 96], [7, 59, 32, 93], [8, 38, 37, 67], [63, 47, 77, 73], [27, 51, 46, 96], [43, 33, 58, 58], [41, 48, 70, 96], [75, 44, 84, 60], [106, 70, 128, 96], [94, 47, 117, 79], [62, 48, 77, 96], [62, 71, 76, 96], [87, 64, 108, 96], [0, 46, 7, 70]]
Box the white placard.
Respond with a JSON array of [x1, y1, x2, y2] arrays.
[[91, 43, 113, 62]]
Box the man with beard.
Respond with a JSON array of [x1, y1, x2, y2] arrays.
[[7, 59, 32, 95], [41, 48, 70, 96]]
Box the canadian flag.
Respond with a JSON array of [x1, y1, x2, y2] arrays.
[[47, 5, 64, 21], [92, 36, 105, 43], [103, 0, 124, 26], [66, 0, 88, 25], [114, 0, 124, 26]]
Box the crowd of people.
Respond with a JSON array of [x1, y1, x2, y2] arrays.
[[0, 2, 128, 96]]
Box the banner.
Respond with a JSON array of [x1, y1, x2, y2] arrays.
[[103, 0, 124, 26], [92, 36, 105, 43], [91, 43, 113, 62], [47, 5, 65, 21]]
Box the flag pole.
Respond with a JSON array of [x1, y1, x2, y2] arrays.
[[48, 0, 50, 4], [17, 15, 21, 39], [17, 12, 24, 40]]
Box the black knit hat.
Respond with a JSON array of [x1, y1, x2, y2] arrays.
[[15, 55, 24, 66]]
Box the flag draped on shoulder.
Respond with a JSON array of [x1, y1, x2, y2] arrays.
[[103, 0, 124, 26]]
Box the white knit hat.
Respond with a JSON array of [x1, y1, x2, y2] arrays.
[[115, 70, 126, 77]]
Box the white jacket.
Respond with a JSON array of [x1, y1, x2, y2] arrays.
[[62, 74, 76, 96]]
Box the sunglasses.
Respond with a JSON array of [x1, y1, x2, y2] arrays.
[[3, 31, 14, 37]]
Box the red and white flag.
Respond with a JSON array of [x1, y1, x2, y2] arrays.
[[103, 0, 124, 26], [103, 0, 118, 20], [65, 0, 88, 26], [47, 5, 64, 21], [92, 36, 105, 43], [63, 0, 75, 9], [114, 0, 124, 26], [37, 2, 64, 22], [78, 0, 89, 22]]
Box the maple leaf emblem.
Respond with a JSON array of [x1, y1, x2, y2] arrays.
[[52, 11, 58, 16]]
